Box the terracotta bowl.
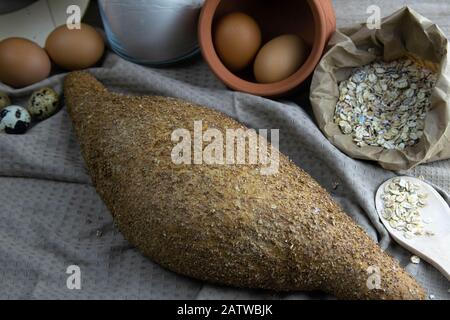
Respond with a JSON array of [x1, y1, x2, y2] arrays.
[[198, 0, 336, 97]]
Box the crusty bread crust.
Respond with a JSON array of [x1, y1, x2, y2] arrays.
[[64, 71, 425, 300]]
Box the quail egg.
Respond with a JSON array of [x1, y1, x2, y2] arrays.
[[0, 92, 11, 109], [28, 87, 60, 120], [0, 105, 31, 134]]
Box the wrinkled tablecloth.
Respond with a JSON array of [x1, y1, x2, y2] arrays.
[[0, 0, 449, 299]]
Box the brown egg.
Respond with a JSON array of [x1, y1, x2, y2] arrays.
[[0, 38, 51, 88], [254, 34, 308, 84], [214, 12, 261, 71], [46, 23, 105, 70]]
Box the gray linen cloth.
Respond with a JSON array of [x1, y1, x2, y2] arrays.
[[0, 0, 449, 299]]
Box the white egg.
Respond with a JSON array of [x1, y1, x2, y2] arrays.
[[0, 105, 31, 134]]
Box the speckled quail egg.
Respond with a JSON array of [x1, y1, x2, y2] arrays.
[[27, 87, 60, 120], [0, 92, 11, 109], [0, 105, 31, 134]]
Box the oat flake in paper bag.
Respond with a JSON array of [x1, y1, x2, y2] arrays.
[[310, 6, 450, 171]]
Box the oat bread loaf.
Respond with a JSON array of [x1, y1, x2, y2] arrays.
[[64, 71, 425, 300]]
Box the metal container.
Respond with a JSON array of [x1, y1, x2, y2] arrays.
[[99, 0, 204, 66]]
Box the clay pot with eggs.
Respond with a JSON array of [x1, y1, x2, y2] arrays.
[[199, 0, 336, 97]]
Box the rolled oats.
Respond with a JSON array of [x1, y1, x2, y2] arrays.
[[410, 255, 421, 264], [381, 178, 432, 238], [335, 58, 437, 150]]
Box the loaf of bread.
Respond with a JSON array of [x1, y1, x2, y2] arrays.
[[64, 71, 425, 299]]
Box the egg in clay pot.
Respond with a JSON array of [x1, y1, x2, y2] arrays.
[[0, 105, 31, 134], [254, 34, 308, 84], [214, 12, 262, 71]]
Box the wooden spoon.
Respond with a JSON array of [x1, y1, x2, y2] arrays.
[[375, 176, 450, 281]]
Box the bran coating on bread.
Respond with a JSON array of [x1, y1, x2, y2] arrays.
[[64, 71, 425, 299]]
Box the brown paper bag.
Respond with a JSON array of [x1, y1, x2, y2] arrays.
[[310, 6, 450, 171]]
